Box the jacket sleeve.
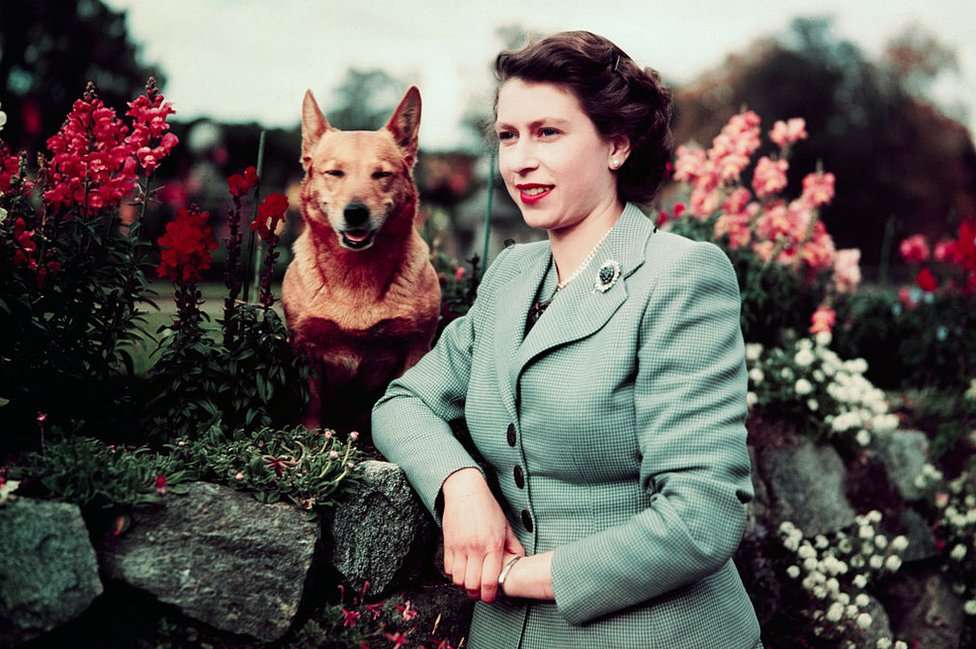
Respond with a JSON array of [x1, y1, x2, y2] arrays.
[[371, 245, 513, 528], [549, 240, 755, 626]]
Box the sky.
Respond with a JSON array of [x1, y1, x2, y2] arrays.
[[102, 0, 976, 151]]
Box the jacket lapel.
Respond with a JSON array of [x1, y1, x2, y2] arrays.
[[492, 202, 657, 422]]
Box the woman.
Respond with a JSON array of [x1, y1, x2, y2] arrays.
[[372, 30, 763, 649]]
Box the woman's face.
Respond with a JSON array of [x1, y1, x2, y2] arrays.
[[494, 78, 623, 233]]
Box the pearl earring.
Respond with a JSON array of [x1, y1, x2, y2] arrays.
[[610, 158, 619, 168]]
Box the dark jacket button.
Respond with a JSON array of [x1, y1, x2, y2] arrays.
[[506, 423, 516, 446], [514, 465, 524, 488], [521, 509, 533, 532]]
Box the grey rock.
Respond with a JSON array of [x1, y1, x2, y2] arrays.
[[0, 497, 103, 649], [757, 437, 857, 536], [885, 564, 965, 649], [95, 481, 319, 643], [898, 508, 937, 562], [744, 445, 771, 542], [873, 429, 930, 502], [330, 460, 437, 597], [849, 593, 892, 649]]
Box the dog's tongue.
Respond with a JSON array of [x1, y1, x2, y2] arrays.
[[345, 231, 369, 242]]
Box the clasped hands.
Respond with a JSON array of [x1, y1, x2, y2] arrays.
[[441, 467, 554, 604]]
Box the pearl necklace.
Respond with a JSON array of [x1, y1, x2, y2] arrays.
[[527, 223, 616, 334], [555, 224, 615, 291]]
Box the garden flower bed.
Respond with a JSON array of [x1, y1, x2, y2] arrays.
[[1, 86, 973, 649]]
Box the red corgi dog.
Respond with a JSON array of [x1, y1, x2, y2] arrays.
[[282, 86, 441, 441]]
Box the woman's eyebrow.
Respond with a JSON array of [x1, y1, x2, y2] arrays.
[[494, 117, 570, 129]]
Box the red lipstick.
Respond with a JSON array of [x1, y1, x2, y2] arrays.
[[517, 184, 554, 205]]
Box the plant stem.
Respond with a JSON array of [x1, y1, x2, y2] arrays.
[[243, 131, 267, 304], [481, 147, 495, 282]]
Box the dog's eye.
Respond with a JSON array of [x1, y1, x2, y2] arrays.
[[372, 171, 394, 180], [324, 170, 344, 177]]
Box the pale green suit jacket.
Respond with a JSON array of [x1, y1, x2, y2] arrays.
[[372, 202, 763, 649]]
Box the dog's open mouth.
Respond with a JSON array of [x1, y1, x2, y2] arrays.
[[339, 228, 377, 250]]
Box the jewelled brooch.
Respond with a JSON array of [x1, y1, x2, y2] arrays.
[[593, 259, 621, 293]]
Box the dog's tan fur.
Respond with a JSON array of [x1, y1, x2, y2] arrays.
[[282, 86, 441, 437]]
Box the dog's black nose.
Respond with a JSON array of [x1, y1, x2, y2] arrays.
[[344, 203, 370, 227]]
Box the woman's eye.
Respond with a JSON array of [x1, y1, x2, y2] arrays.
[[497, 131, 513, 141], [324, 169, 344, 177], [539, 127, 559, 136], [372, 171, 393, 179]]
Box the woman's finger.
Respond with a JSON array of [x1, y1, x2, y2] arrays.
[[464, 548, 483, 597], [481, 550, 503, 602], [451, 550, 467, 588]]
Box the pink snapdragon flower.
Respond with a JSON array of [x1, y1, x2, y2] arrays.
[[752, 156, 789, 198], [769, 118, 808, 147], [899, 234, 930, 264]]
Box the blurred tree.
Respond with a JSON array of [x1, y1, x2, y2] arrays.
[[883, 20, 960, 100], [0, 0, 165, 154], [324, 68, 405, 131], [672, 16, 976, 277]]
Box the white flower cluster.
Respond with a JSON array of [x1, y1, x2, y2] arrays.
[[745, 334, 898, 447], [778, 512, 911, 644], [912, 463, 976, 611], [966, 378, 976, 402]]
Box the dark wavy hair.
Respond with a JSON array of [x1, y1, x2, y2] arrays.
[[492, 30, 674, 206]]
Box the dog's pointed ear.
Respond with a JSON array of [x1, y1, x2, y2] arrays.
[[301, 89, 331, 167], [385, 85, 421, 168]]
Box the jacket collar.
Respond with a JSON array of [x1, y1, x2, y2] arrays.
[[493, 201, 657, 421]]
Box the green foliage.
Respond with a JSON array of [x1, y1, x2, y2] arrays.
[[0, 198, 158, 447], [163, 423, 363, 511], [144, 319, 224, 443], [19, 434, 189, 510], [10, 422, 364, 513], [216, 304, 311, 435], [832, 288, 976, 390], [430, 248, 481, 334], [893, 386, 976, 461]]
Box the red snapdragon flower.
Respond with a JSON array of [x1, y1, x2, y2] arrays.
[[954, 219, 976, 272], [383, 631, 409, 649], [10, 217, 38, 270], [915, 267, 938, 292], [155, 474, 167, 496], [227, 166, 258, 197], [250, 192, 289, 241], [899, 234, 930, 264], [124, 77, 178, 175], [43, 80, 177, 215], [156, 207, 218, 283], [43, 84, 139, 213], [0, 144, 22, 194]]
